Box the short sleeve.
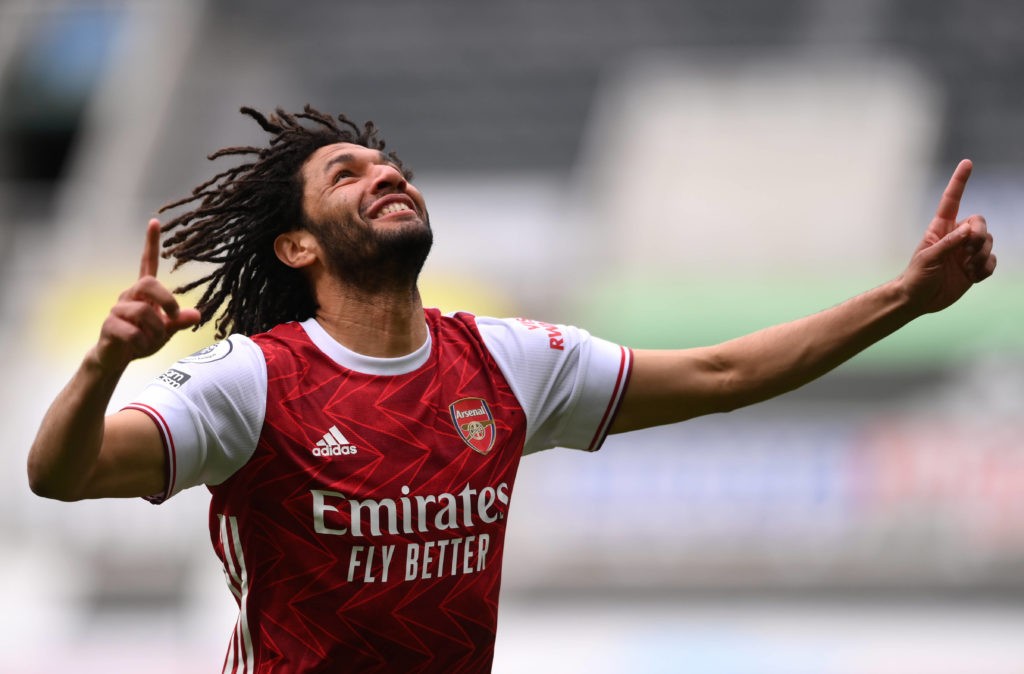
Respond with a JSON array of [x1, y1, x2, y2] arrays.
[[474, 317, 632, 454], [123, 335, 268, 502]]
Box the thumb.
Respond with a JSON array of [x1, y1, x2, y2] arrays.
[[919, 222, 969, 264], [168, 307, 202, 332]]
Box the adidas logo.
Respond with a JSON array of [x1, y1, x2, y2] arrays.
[[312, 425, 358, 457]]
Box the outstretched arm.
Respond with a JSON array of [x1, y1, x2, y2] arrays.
[[28, 220, 201, 500], [611, 160, 996, 433]]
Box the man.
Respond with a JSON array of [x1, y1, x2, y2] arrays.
[[27, 105, 996, 673]]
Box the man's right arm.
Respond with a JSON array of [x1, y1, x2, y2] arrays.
[[27, 219, 201, 501], [27, 356, 168, 500]]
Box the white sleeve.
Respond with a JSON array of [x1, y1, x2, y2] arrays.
[[475, 316, 632, 455], [123, 335, 267, 502]]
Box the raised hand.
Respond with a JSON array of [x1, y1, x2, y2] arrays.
[[900, 159, 997, 314], [94, 219, 202, 370]]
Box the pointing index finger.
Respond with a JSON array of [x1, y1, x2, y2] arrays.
[[933, 159, 973, 223], [140, 218, 161, 279]]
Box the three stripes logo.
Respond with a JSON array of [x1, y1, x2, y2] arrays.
[[311, 425, 358, 457]]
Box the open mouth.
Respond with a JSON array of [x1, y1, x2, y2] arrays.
[[377, 201, 414, 217], [368, 195, 417, 220]]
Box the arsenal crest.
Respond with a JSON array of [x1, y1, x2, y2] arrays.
[[449, 397, 496, 455]]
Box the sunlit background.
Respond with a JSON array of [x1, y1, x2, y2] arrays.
[[2, 0, 1023, 672]]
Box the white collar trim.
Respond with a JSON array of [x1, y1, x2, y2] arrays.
[[299, 318, 431, 376]]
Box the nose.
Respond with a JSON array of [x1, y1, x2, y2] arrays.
[[370, 163, 407, 194]]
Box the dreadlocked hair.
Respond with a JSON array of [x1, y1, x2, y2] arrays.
[[159, 104, 411, 338]]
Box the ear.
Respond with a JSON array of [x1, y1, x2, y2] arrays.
[[274, 230, 319, 269]]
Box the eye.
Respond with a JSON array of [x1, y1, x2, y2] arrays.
[[333, 170, 355, 183]]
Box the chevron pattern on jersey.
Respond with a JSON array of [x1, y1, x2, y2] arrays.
[[209, 309, 526, 673]]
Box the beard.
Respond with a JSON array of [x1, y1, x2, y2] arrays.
[[310, 210, 433, 294]]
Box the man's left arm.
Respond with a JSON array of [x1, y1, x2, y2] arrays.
[[611, 159, 997, 434]]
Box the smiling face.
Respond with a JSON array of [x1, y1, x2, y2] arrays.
[[298, 142, 433, 292], [302, 142, 428, 231]]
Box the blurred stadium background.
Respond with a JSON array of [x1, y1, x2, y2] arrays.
[[1, 0, 1022, 672]]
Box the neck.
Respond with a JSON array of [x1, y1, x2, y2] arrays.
[[313, 282, 427, 358]]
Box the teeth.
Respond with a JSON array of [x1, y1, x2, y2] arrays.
[[378, 202, 411, 216]]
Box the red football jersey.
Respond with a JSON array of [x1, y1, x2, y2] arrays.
[[129, 308, 632, 673], [212, 310, 527, 672]]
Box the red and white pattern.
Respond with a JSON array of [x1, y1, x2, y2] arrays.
[[123, 402, 179, 501], [132, 309, 633, 672], [586, 345, 632, 452], [209, 311, 528, 672], [217, 514, 254, 673]]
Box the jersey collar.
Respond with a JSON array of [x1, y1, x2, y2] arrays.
[[300, 318, 431, 375]]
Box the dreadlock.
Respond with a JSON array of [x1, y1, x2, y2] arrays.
[[159, 104, 411, 338]]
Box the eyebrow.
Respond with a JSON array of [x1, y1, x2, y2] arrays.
[[322, 150, 391, 176]]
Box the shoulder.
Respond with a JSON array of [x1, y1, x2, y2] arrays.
[[150, 334, 267, 400], [467, 315, 581, 360], [476, 316, 571, 350], [177, 333, 264, 370]]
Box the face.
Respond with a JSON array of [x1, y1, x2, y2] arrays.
[[299, 142, 432, 291]]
